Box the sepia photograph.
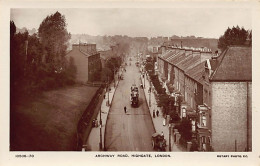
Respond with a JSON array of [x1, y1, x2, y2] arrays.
[[1, 0, 260, 166]]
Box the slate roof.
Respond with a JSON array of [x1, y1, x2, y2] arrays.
[[168, 52, 186, 65], [166, 51, 179, 61], [210, 46, 252, 81], [160, 50, 174, 59], [186, 62, 206, 84], [163, 51, 176, 60]]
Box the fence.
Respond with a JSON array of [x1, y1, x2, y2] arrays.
[[76, 84, 105, 150]]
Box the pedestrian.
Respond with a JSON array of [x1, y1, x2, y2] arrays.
[[153, 110, 155, 118], [92, 119, 95, 128], [104, 94, 106, 99], [161, 131, 164, 137], [95, 118, 98, 127], [156, 110, 159, 117], [163, 118, 166, 126], [124, 106, 127, 113]]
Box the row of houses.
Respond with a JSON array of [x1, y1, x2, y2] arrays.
[[66, 43, 119, 84], [156, 44, 252, 152]]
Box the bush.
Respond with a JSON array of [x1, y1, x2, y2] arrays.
[[190, 140, 199, 151], [176, 119, 192, 142]]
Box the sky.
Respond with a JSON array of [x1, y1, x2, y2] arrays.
[[10, 8, 252, 39]]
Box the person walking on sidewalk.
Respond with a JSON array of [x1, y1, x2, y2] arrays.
[[124, 106, 127, 113], [163, 118, 166, 126], [156, 110, 159, 117], [153, 110, 155, 118]]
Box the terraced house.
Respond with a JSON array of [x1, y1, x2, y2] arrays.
[[157, 44, 252, 152]]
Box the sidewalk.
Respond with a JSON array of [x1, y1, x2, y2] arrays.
[[85, 70, 122, 151], [140, 72, 184, 152]]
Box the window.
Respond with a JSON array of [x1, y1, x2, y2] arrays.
[[208, 136, 211, 145], [202, 136, 206, 143], [192, 120, 196, 132], [182, 108, 186, 118], [202, 114, 206, 127]]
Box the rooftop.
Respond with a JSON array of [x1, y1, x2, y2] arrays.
[[186, 62, 206, 84], [210, 46, 252, 81]]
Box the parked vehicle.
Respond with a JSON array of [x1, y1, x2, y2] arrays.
[[152, 133, 166, 151]]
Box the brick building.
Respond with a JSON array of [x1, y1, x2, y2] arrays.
[[66, 43, 101, 83], [208, 46, 252, 152]]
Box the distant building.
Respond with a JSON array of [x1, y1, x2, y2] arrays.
[[66, 43, 101, 83], [99, 49, 112, 68], [99, 45, 119, 68]]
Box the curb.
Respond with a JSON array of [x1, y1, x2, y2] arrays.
[[103, 79, 120, 151], [140, 76, 156, 133]]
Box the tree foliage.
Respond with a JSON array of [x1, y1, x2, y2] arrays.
[[10, 11, 76, 97], [38, 11, 71, 66], [100, 57, 122, 82], [218, 26, 250, 51], [176, 119, 192, 142]]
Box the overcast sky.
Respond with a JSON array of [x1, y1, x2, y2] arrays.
[[11, 8, 252, 38]]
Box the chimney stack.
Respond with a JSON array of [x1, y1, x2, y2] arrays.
[[192, 49, 201, 58], [179, 48, 185, 55], [185, 49, 192, 56]]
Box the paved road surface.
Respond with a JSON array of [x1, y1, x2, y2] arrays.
[[105, 59, 155, 151]]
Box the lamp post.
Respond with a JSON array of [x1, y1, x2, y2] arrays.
[[149, 87, 151, 107], [143, 72, 146, 89], [107, 77, 110, 106], [99, 95, 103, 151], [169, 123, 173, 151], [113, 68, 116, 88]]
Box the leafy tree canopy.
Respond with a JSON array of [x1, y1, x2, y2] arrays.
[[218, 26, 251, 51], [38, 11, 71, 64]]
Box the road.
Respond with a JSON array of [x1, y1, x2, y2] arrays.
[[104, 58, 155, 151]]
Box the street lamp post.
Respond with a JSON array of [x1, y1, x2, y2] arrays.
[[143, 72, 146, 89], [107, 77, 110, 106], [99, 95, 103, 151], [169, 123, 173, 151], [149, 87, 151, 107], [114, 68, 116, 88]]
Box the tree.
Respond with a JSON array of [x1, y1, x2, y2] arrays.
[[177, 119, 192, 142], [145, 62, 154, 72], [248, 30, 252, 46], [10, 21, 16, 39], [37, 11, 77, 89], [218, 26, 249, 51], [38, 11, 71, 67]]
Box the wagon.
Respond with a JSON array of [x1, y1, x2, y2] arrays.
[[152, 133, 166, 151]]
